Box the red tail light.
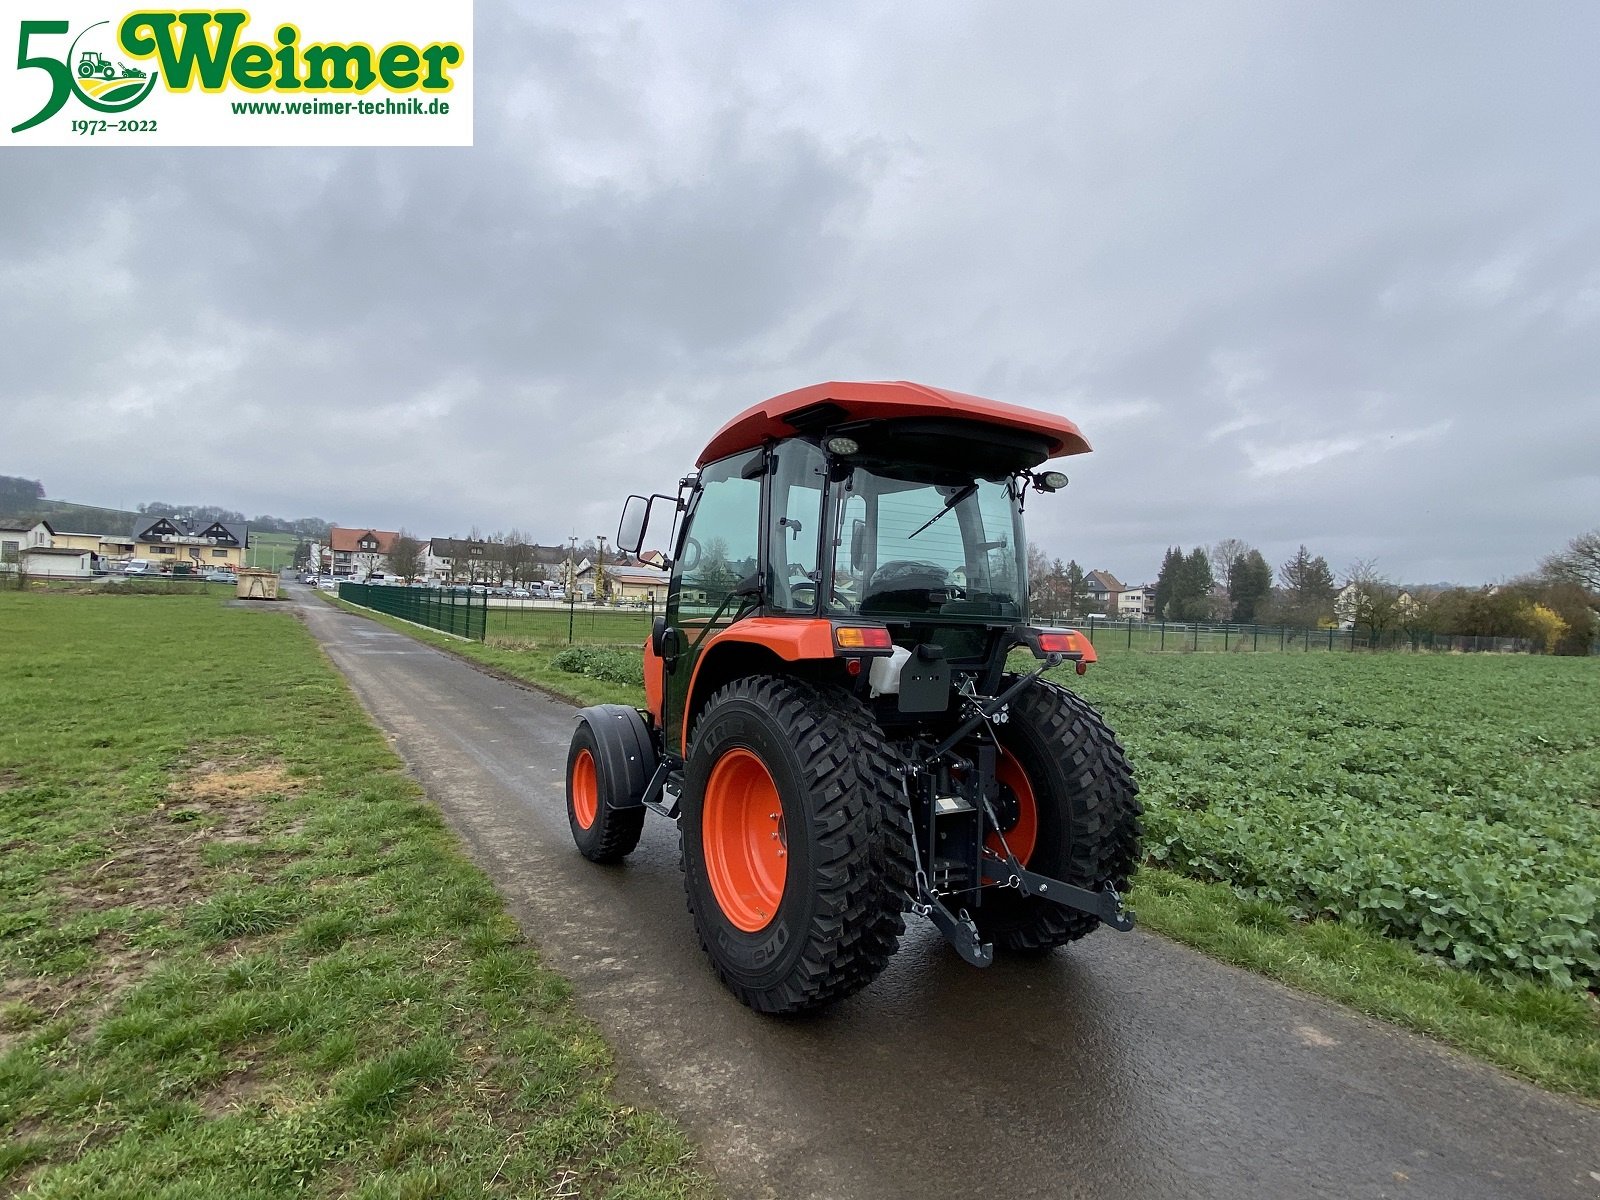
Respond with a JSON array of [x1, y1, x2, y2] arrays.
[[834, 625, 892, 651]]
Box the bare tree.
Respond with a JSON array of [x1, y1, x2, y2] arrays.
[[1542, 530, 1600, 609], [387, 529, 424, 583], [1342, 559, 1403, 643]]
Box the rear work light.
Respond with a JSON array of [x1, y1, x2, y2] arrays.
[[1036, 631, 1081, 654], [834, 625, 893, 651]]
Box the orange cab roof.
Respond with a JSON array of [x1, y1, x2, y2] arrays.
[[696, 380, 1092, 467]]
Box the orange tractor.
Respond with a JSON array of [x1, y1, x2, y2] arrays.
[[566, 381, 1141, 1012]]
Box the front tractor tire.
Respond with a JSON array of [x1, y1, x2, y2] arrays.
[[976, 677, 1142, 952], [566, 705, 650, 863], [682, 676, 911, 1014]]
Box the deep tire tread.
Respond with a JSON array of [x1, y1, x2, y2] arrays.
[[978, 677, 1143, 952], [684, 676, 912, 1014]]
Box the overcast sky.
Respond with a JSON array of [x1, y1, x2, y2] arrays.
[[4, 2, 1598, 585]]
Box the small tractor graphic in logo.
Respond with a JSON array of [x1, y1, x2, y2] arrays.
[[77, 50, 146, 81]]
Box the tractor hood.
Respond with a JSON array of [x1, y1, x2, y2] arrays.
[[696, 381, 1092, 468]]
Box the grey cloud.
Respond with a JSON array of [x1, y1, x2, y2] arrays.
[[4, 2, 1598, 585]]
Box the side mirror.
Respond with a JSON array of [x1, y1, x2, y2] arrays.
[[850, 519, 868, 572], [618, 495, 651, 556]]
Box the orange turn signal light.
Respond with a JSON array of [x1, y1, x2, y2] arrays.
[[835, 626, 892, 651], [1036, 631, 1080, 654]]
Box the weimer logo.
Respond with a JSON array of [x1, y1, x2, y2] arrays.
[[4, 4, 473, 146], [12, 18, 160, 131]]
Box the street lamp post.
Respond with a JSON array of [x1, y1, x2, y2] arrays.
[[567, 535, 577, 645]]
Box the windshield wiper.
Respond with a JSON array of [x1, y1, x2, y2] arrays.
[[907, 482, 978, 540]]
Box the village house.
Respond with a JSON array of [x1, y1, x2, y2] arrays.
[[327, 527, 400, 578], [0, 518, 55, 567], [132, 515, 248, 572], [1084, 569, 1124, 615], [1116, 584, 1155, 620]]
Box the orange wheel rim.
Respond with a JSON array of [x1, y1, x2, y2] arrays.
[[987, 747, 1039, 866], [702, 748, 787, 932], [572, 748, 598, 830]]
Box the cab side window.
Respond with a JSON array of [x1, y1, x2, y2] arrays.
[[674, 451, 763, 620], [766, 442, 825, 612]]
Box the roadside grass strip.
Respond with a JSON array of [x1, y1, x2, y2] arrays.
[[334, 596, 1600, 1101], [0, 592, 714, 1197]]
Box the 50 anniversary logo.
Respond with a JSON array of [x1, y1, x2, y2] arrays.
[[5, 5, 473, 146]]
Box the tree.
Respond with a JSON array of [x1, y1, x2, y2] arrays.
[[1278, 545, 1337, 627], [1227, 549, 1273, 623], [1026, 542, 1051, 609], [1210, 538, 1249, 581], [0, 475, 45, 513], [1341, 560, 1403, 643], [1063, 559, 1087, 620], [1541, 530, 1600, 611], [1152, 547, 1183, 619], [1169, 547, 1215, 621], [388, 529, 424, 583]]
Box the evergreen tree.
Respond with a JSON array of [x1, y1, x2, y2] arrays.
[[1228, 549, 1273, 623], [1170, 547, 1215, 621], [1279, 544, 1338, 627], [1152, 547, 1183, 618], [1064, 560, 1086, 619]]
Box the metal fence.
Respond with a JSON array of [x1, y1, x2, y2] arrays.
[[1073, 614, 1537, 655], [339, 582, 486, 640]]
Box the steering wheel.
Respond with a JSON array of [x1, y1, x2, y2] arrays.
[[868, 560, 966, 598]]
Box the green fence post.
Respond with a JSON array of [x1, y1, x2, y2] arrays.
[[1160, 621, 1165, 651], [1224, 624, 1230, 651]]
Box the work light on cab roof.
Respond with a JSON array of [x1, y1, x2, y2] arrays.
[[563, 381, 1141, 1015]]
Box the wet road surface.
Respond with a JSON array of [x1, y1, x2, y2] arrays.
[[286, 587, 1600, 1200]]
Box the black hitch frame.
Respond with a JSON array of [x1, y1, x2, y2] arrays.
[[897, 676, 1136, 965]]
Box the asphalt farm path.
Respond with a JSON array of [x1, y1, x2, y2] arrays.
[[286, 586, 1600, 1200]]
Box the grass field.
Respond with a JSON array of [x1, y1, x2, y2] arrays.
[[333, 593, 1600, 1099], [0, 592, 713, 1197], [246, 533, 300, 571]]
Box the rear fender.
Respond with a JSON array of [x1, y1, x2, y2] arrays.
[[681, 618, 847, 756]]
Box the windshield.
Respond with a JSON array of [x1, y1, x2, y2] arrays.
[[828, 467, 1025, 621]]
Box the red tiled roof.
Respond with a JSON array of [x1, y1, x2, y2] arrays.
[[329, 527, 400, 553]]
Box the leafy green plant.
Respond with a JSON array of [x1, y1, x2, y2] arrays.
[[551, 646, 646, 686]]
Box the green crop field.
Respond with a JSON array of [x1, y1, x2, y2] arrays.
[[1069, 653, 1600, 994]]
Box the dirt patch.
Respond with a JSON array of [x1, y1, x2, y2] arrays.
[[198, 1064, 265, 1117], [178, 760, 303, 805], [1, 759, 316, 1054]]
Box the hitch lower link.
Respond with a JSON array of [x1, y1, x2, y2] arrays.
[[900, 767, 1136, 969]]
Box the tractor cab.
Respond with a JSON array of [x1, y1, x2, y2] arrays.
[[576, 382, 1139, 1013], [621, 384, 1095, 750]]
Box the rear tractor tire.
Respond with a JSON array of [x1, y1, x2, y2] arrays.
[[975, 677, 1142, 952], [681, 676, 912, 1014], [566, 704, 650, 863]]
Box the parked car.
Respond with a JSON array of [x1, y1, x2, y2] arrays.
[[124, 559, 153, 576], [203, 570, 237, 583], [317, 578, 338, 592]]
